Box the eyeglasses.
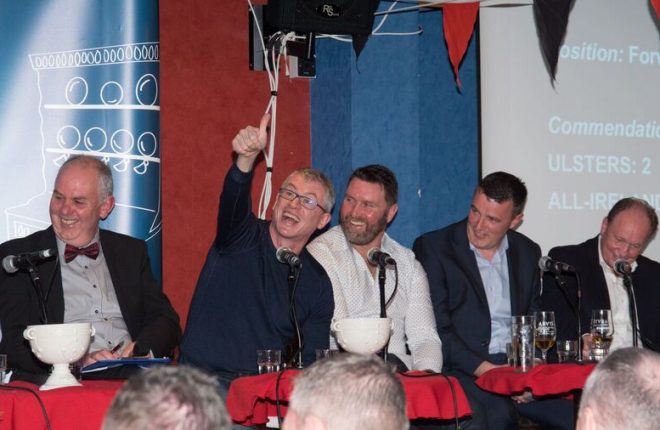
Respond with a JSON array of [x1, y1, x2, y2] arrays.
[[278, 188, 327, 212]]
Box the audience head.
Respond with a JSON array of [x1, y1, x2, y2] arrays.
[[49, 155, 115, 247], [284, 353, 409, 430], [103, 365, 230, 430], [467, 171, 527, 256], [340, 165, 399, 248], [577, 347, 660, 430], [272, 168, 334, 250], [600, 197, 658, 270]]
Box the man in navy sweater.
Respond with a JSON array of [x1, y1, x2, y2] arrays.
[[180, 115, 335, 416]]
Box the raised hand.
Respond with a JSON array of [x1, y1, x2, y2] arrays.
[[232, 113, 270, 172]]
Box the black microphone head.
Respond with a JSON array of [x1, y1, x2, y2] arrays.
[[1, 248, 57, 274], [2, 256, 18, 274], [614, 259, 632, 276], [538, 256, 552, 271], [367, 248, 396, 267], [276, 247, 288, 263], [367, 248, 379, 265], [276, 247, 301, 267]]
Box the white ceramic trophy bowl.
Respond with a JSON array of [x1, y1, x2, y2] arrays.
[[23, 322, 95, 390], [331, 317, 392, 355]]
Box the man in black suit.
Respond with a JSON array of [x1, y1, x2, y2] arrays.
[[413, 172, 572, 430], [541, 197, 660, 356], [0, 155, 180, 383]]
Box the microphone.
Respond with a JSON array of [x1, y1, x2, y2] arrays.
[[2, 249, 57, 274], [367, 248, 396, 267], [538, 256, 575, 275], [276, 247, 301, 268], [614, 259, 632, 276]]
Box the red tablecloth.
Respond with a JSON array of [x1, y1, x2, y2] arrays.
[[476, 363, 596, 397], [226, 369, 471, 426], [0, 380, 124, 430]]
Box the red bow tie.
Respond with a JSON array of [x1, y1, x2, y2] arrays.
[[64, 243, 100, 263]]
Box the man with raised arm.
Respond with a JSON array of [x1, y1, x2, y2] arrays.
[[180, 115, 335, 410]]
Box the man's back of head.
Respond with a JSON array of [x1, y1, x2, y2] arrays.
[[284, 353, 409, 430], [577, 347, 660, 430], [103, 365, 230, 430]]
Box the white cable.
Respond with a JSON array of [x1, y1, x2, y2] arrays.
[[316, 34, 353, 42], [249, 1, 294, 220], [376, 0, 532, 15], [372, 0, 400, 34], [372, 28, 424, 36], [316, 0, 423, 42], [255, 30, 300, 219]]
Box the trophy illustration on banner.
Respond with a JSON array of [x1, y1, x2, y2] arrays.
[[4, 42, 162, 279]]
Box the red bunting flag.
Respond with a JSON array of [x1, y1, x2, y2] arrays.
[[442, 2, 479, 88], [652, 0, 660, 20]]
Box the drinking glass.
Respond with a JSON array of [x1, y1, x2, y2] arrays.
[[257, 349, 281, 374], [0, 354, 6, 384], [506, 342, 517, 367], [315, 349, 340, 360], [556, 340, 578, 363], [534, 311, 556, 363], [511, 315, 535, 373], [590, 309, 614, 361]]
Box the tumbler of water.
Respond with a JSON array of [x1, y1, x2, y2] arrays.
[[506, 342, 517, 367], [0, 354, 7, 384], [512, 315, 536, 373], [556, 340, 578, 363], [257, 349, 281, 374]]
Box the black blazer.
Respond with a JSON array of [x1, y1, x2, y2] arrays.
[[413, 219, 542, 375], [0, 227, 181, 380], [541, 236, 660, 352]]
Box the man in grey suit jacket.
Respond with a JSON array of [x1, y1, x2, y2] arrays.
[[413, 172, 572, 430], [0, 155, 180, 384]]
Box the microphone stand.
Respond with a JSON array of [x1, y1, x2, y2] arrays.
[[287, 265, 304, 369], [621, 274, 639, 348], [27, 263, 49, 324], [554, 273, 582, 361], [377, 264, 388, 362]]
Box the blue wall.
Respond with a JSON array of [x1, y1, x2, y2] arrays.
[[311, 8, 479, 246]]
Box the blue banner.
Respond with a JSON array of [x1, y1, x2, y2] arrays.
[[0, 1, 162, 281]]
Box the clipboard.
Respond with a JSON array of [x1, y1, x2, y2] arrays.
[[81, 357, 171, 373]]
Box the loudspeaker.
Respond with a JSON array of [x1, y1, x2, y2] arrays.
[[265, 0, 380, 36]]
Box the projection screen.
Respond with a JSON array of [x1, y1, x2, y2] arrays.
[[480, 0, 660, 260]]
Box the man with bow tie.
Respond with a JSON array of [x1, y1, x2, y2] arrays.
[[0, 155, 180, 384]]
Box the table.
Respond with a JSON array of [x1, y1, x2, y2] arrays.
[[475, 363, 596, 397], [0, 380, 123, 430], [476, 363, 597, 423], [226, 369, 471, 426]]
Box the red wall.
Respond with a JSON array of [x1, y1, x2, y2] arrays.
[[160, 0, 311, 327]]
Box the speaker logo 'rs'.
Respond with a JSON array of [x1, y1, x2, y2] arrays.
[[317, 4, 341, 18]]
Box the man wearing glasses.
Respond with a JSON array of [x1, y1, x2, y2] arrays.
[[307, 165, 442, 373], [180, 115, 335, 415], [541, 197, 660, 356]]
